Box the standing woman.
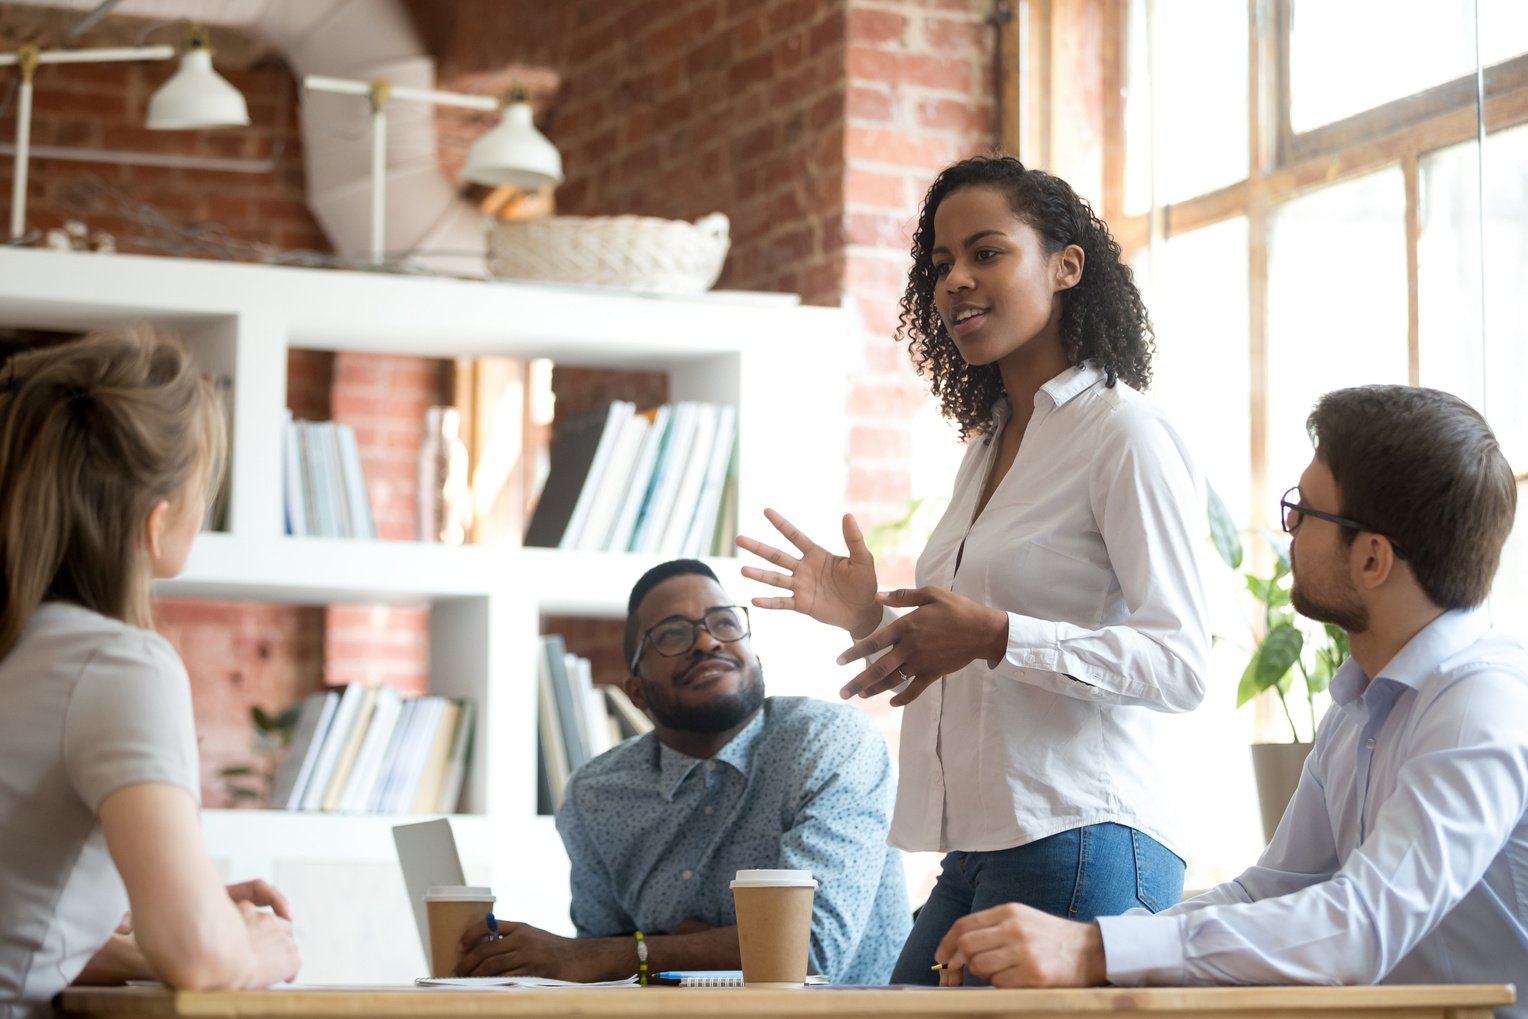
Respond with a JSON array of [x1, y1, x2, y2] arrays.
[[737, 155, 1209, 985], [0, 330, 299, 1019]]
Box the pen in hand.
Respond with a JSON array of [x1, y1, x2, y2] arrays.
[[930, 962, 947, 971], [485, 913, 502, 943]]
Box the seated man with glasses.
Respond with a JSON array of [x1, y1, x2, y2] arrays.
[[454, 559, 910, 985], [927, 385, 1527, 1003]]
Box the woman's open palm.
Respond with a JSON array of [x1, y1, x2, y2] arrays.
[[736, 509, 881, 636]]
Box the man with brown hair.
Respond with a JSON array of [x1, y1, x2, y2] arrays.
[[930, 385, 1527, 1010]]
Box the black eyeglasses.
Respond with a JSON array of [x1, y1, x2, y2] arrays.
[[630, 605, 751, 672], [1279, 486, 1407, 559]]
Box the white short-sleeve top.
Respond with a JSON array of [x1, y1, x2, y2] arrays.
[[0, 602, 200, 1019]]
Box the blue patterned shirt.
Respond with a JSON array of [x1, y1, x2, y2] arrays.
[[555, 695, 909, 985]]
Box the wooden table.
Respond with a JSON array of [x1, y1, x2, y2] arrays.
[[57, 983, 1515, 1019]]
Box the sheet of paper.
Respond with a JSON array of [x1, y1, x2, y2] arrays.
[[414, 975, 639, 989]]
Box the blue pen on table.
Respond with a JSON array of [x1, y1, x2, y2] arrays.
[[485, 912, 502, 942]]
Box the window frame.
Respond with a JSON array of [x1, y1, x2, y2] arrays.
[[1005, 0, 1528, 533]]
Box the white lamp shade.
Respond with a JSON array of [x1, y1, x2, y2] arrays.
[[463, 101, 563, 189], [147, 48, 250, 130]]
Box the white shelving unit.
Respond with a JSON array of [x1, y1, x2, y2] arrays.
[[0, 248, 851, 982]]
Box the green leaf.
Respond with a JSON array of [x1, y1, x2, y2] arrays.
[[1265, 579, 1291, 609], [1245, 574, 1275, 605], [251, 705, 274, 731], [1206, 483, 1243, 570], [275, 706, 302, 731], [219, 766, 256, 778], [1235, 654, 1262, 707], [1255, 623, 1304, 691]]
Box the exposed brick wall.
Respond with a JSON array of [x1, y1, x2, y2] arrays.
[[841, 0, 997, 586], [420, 0, 849, 306]]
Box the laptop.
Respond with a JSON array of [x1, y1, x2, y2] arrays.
[[392, 818, 467, 970]]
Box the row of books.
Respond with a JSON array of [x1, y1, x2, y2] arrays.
[[537, 634, 653, 814], [525, 401, 738, 557], [282, 413, 377, 539], [269, 685, 474, 815]]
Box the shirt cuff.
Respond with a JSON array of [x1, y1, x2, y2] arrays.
[[999, 611, 1060, 671], [1097, 913, 1187, 986]]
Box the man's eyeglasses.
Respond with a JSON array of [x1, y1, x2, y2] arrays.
[[1279, 486, 1408, 560], [630, 606, 751, 672]]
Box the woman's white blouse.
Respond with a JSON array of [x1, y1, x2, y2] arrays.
[[890, 362, 1210, 854]]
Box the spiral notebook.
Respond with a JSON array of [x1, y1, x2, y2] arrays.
[[653, 971, 829, 987]]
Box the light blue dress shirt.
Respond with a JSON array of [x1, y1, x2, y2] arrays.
[[555, 695, 910, 985], [1098, 609, 1528, 1014]]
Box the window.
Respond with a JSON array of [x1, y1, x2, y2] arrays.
[[1112, 0, 1527, 529]]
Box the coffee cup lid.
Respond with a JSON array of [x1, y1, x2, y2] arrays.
[[729, 868, 818, 889], [424, 885, 495, 901]]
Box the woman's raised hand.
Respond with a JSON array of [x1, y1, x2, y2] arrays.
[[736, 509, 882, 638]]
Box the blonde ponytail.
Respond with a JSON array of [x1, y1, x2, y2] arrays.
[[0, 327, 225, 657]]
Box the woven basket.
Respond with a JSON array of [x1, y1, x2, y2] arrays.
[[487, 213, 730, 294]]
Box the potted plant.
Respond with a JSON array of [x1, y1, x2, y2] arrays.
[[1208, 486, 1349, 841]]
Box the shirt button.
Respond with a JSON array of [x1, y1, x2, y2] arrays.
[[704, 760, 716, 771], [1365, 738, 1376, 749], [681, 869, 694, 880], [1024, 653, 1040, 665], [704, 805, 714, 815]]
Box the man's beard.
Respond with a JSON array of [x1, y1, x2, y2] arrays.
[[642, 656, 766, 734], [1291, 576, 1368, 634]]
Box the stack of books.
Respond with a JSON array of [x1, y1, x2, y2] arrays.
[[268, 685, 475, 815], [282, 411, 377, 539], [524, 401, 737, 556], [537, 634, 653, 814]]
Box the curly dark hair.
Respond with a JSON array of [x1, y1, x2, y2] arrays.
[[896, 155, 1155, 440]]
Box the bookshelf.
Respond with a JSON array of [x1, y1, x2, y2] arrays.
[[0, 247, 850, 982]]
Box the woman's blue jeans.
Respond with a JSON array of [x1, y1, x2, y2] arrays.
[[889, 823, 1184, 985]]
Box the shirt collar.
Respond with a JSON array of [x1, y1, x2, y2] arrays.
[[655, 705, 768, 801], [985, 363, 1103, 436], [1038, 361, 1105, 409], [1330, 608, 1492, 706]]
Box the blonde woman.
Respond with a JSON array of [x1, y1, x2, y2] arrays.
[[0, 330, 299, 1019]]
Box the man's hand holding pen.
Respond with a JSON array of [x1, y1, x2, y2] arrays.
[[454, 918, 593, 981]]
